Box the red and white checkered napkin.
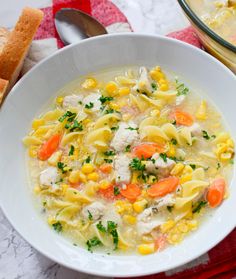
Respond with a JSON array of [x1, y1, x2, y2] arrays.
[[27, 1, 236, 277]]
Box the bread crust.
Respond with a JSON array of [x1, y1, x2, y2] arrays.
[[0, 7, 43, 87], [0, 78, 9, 105]]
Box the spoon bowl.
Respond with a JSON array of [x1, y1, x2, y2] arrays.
[[55, 8, 107, 45]]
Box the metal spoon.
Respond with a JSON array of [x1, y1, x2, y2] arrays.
[[55, 8, 107, 45]]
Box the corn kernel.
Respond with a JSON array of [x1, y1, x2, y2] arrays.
[[160, 83, 169, 91], [118, 87, 130, 96], [150, 69, 165, 81], [83, 119, 91, 125], [115, 200, 133, 214], [133, 199, 148, 213], [150, 109, 160, 117], [123, 215, 137, 225], [99, 180, 110, 190], [180, 174, 192, 184], [32, 119, 45, 130], [167, 144, 176, 157], [177, 223, 189, 233], [137, 243, 155, 255], [171, 163, 185, 176], [56, 96, 64, 105], [28, 146, 38, 158], [81, 78, 97, 89], [105, 81, 118, 95], [87, 172, 99, 181], [81, 163, 94, 174], [79, 172, 87, 183], [158, 78, 167, 85], [68, 170, 81, 184], [109, 103, 120, 111], [196, 100, 207, 120], [161, 220, 175, 233], [34, 185, 41, 194]]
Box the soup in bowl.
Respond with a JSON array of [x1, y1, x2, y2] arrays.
[[0, 34, 235, 277]]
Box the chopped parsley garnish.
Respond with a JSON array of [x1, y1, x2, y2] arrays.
[[107, 221, 118, 249], [125, 145, 131, 152], [42, 201, 47, 207], [69, 145, 75, 156], [84, 156, 91, 163], [85, 102, 94, 109], [172, 120, 177, 125], [65, 123, 71, 129], [73, 243, 78, 246], [151, 82, 157, 90], [104, 108, 119, 114], [202, 130, 210, 140], [211, 135, 216, 139], [111, 126, 119, 131], [88, 210, 93, 220], [129, 158, 146, 171], [160, 153, 167, 163], [58, 111, 76, 122], [57, 162, 68, 174], [217, 162, 221, 170], [69, 120, 83, 132], [126, 127, 138, 131], [230, 159, 234, 165], [86, 237, 102, 252], [104, 158, 113, 163], [99, 95, 114, 104], [167, 205, 173, 212], [171, 138, 177, 145], [104, 150, 116, 156], [96, 221, 106, 233], [192, 200, 207, 214], [114, 186, 120, 196], [78, 101, 83, 105], [190, 164, 196, 170], [52, 221, 63, 233], [176, 79, 189, 96], [136, 89, 140, 93]]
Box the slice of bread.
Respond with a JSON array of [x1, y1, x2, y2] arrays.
[[0, 78, 9, 105], [0, 7, 43, 91], [0, 27, 10, 53]]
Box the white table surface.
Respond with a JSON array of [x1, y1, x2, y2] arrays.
[[0, 1, 189, 278]]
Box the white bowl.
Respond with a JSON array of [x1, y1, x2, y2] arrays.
[[0, 34, 235, 277]]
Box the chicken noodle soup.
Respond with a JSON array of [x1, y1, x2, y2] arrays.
[[23, 66, 234, 255], [189, 0, 236, 46]]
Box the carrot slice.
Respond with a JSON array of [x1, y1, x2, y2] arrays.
[[147, 176, 179, 198], [99, 185, 122, 200], [38, 134, 61, 161], [174, 109, 193, 126], [207, 178, 226, 208], [133, 143, 165, 159], [120, 183, 141, 202], [99, 164, 113, 173]]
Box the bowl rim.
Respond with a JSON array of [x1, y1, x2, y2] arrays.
[[178, 0, 236, 53], [0, 33, 236, 278]]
